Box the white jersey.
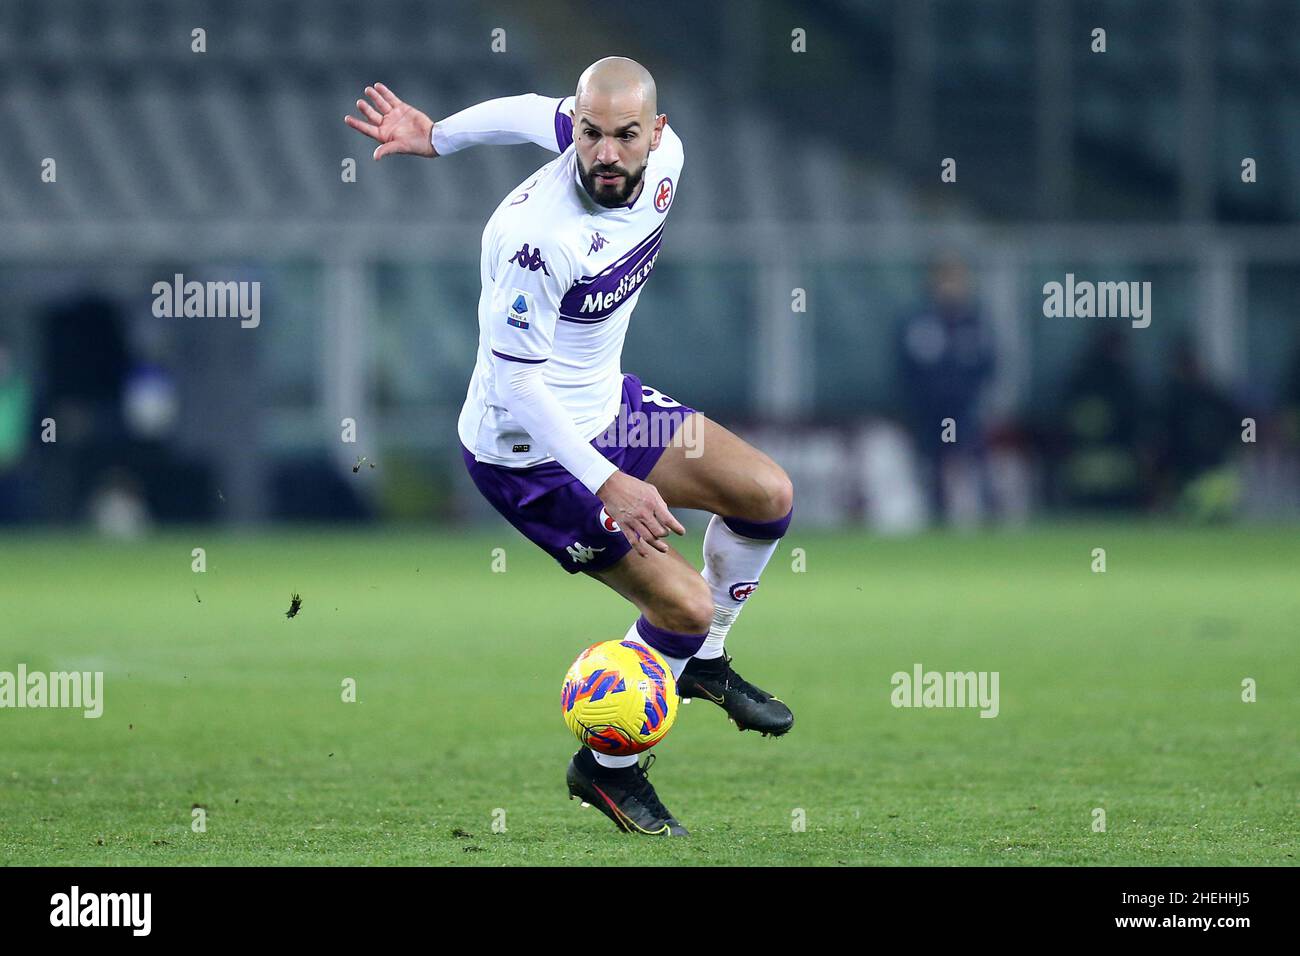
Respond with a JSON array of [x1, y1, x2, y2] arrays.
[[457, 96, 685, 468]]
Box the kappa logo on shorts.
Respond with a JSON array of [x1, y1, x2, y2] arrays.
[[506, 289, 532, 329], [566, 541, 606, 564], [730, 581, 760, 601], [598, 507, 621, 534]]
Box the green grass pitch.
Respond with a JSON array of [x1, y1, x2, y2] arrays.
[[0, 525, 1295, 866]]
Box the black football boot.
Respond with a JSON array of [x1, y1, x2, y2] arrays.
[[677, 654, 794, 737], [566, 748, 688, 836]]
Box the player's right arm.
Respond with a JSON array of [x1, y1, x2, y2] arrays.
[[344, 85, 574, 160], [432, 93, 575, 157], [487, 230, 682, 556], [343, 83, 437, 160]]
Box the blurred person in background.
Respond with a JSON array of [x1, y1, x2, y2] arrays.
[[896, 256, 997, 525], [40, 294, 151, 532], [1277, 343, 1300, 451], [1155, 338, 1242, 519], [1053, 328, 1147, 510], [0, 336, 34, 522], [1251, 338, 1300, 514]]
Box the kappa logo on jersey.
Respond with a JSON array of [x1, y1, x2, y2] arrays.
[[566, 541, 607, 564], [561, 224, 665, 322], [729, 581, 760, 602], [506, 289, 532, 329], [589, 232, 608, 254], [598, 507, 621, 533], [508, 242, 551, 275], [654, 177, 673, 213]]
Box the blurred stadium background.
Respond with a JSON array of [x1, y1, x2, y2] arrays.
[[2, 0, 1299, 534], [4, 0, 1300, 871]]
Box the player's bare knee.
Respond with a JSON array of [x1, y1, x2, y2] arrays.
[[655, 576, 714, 634], [753, 465, 794, 522], [685, 578, 716, 633]]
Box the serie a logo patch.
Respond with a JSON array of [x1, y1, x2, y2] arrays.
[[506, 289, 532, 329]]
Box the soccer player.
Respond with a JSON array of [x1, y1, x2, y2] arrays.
[[345, 58, 794, 836]]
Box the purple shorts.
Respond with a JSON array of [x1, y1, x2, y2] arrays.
[[462, 373, 697, 574]]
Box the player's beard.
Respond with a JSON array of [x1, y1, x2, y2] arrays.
[[578, 155, 648, 208]]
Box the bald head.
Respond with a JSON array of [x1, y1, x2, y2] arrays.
[[576, 56, 657, 117], [570, 57, 665, 209]]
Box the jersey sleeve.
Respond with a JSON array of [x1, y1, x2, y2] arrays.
[[432, 93, 576, 156], [492, 360, 618, 494], [486, 228, 573, 365]]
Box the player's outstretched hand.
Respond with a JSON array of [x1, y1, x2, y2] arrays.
[[596, 472, 686, 557], [343, 83, 437, 160]]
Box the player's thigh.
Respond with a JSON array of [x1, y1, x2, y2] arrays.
[[584, 542, 713, 634], [646, 413, 792, 520]]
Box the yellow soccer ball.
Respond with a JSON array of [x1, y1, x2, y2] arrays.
[[561, 639, 678, 755]]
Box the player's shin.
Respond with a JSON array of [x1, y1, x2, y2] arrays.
[[698, 510, 792, 659]]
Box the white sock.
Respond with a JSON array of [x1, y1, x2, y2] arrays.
[[698, 514, 781, 659], [593, 751, 639, 769], [591, 622, 690, 770], [698, 605, 742, 660]]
